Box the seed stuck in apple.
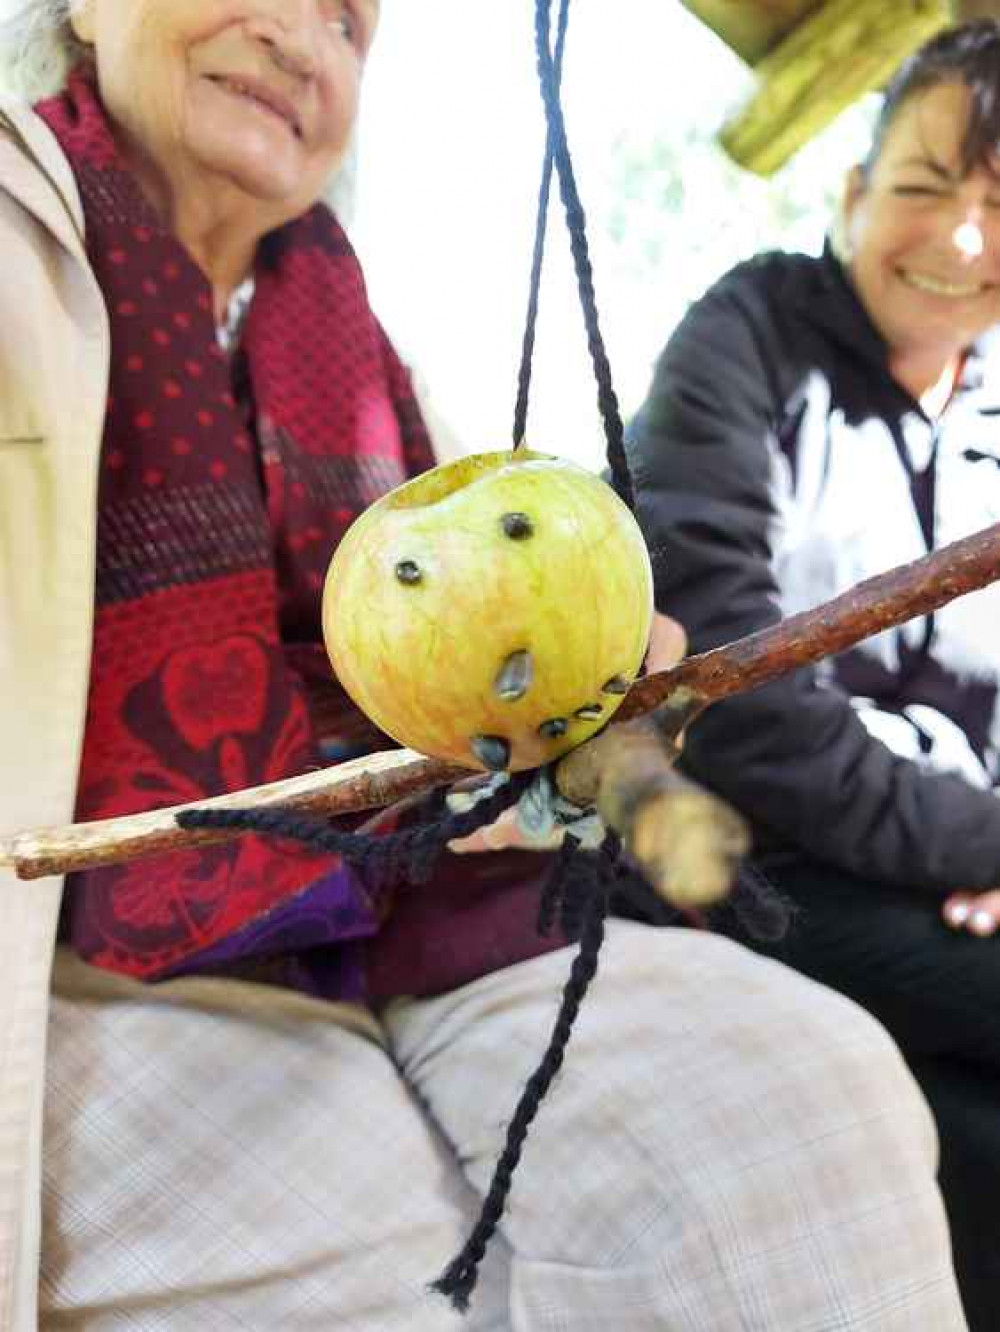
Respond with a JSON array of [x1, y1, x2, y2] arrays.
[[322, 449, 654, 772]]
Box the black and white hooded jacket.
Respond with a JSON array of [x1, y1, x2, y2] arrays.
[[628, 245, 1000, 894]]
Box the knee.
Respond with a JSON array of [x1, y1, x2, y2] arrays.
[[581, 923, 940, 1177]]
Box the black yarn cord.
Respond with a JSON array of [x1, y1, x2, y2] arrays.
[[431, 842, 613, 1311], [536, 828, 580, 936], [725, 862, 794, 943], [512, 0, 570, 449], [175, 772, 535, 889], [533, 0, 634, 509]]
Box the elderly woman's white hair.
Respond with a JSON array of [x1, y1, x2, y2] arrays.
[[0, 0, 358, 216], [0, 0, 83, 102]]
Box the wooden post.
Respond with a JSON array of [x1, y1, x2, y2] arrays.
[[719, 0, 952, 176], [679, 1, 825, 66]]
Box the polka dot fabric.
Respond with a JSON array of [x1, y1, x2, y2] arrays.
[[35, 74, 436, 982]]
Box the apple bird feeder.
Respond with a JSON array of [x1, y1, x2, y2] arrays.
[[323, 449, 654, 774]]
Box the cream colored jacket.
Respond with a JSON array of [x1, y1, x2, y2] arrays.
[[0, 96, 466, 1329], [0, 96, 108, 1332]]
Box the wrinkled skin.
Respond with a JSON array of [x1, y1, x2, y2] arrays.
[[70, 0, 377, 315]]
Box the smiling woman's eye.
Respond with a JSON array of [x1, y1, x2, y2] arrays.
[[892, 184, 946, 197]]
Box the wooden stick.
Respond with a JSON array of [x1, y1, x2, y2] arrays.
[[1, 750, 465, 881], [5, 519, 1000, 882], [618, 518, 1000, 737]]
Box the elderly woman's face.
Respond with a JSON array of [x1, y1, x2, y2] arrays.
[[843, 80, 1000, 360], [71, 0, 377, 212]]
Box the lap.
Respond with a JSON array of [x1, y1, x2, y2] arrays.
[[751, 856, 1000, 1065], [386, 921, 966, 1332], [40, 948, 509, 1332], [42, 927, 967, 1332]]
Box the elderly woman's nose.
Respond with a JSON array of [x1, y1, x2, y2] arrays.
[[244, 6, 320, 80]]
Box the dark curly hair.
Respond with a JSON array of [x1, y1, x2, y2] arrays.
[[864, 19, 1000, 178]]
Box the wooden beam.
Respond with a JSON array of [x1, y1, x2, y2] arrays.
[[720, 0, 952, 175], [680, 0, 990, 65], [679, 0, 825, 66]]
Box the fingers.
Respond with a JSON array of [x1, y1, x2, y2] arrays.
[[942, 893, 974, 929], [644, 611, 687, 675], [942, 889, 1000, 937], [448, 807, 565, 856], [448, 806, 518, 855]]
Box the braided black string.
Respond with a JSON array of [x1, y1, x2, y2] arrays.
[[175, 772, 535, 889], [610, 853, 792, 944], [533, 0, 634, 509], [512, 0, 570, 449], [611, 857, 685, 929], [432, 838, 613, 1311], [536, 828, 580, 936]]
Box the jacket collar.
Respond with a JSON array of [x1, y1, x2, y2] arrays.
[[0, 95, 87, 261], [798, 242, 892, 373]]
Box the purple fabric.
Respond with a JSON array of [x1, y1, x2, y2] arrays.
[[159, 862, 378, 1001]]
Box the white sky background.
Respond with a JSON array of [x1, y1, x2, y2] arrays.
[[350, 0, 878, 470]]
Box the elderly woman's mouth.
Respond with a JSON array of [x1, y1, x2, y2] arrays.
[[204, 74, 303, 140]]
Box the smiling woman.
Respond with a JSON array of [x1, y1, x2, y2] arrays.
[[844, 79, 1000, 402], [1, 0, 376, 316], [626, 18, 1000, 1331], [72, 0, 373, 315]]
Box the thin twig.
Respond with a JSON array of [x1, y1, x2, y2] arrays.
[[620, 519, 1000, 736], [2, 750, 465, 880]]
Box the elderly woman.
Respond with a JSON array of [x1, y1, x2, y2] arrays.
[[0, 1, 968, 1329], [628, 19, 1000, 1331]]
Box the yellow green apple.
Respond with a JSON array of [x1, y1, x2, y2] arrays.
[[322, 449, 653, 772]]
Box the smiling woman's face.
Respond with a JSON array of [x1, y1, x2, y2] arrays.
[[71, 0, 377, 218], [844, 80, 1000, 364]]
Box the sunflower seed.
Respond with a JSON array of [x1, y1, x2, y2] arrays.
[[538, 717, 568, 739], [394, 559, 422, 585], [471, 734, 511, 771], [494, 650, 533, 701], [500, 511, 533, 540], [574, 703, 604, 720]]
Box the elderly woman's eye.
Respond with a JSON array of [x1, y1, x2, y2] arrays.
[[328, 7, 356, 42]]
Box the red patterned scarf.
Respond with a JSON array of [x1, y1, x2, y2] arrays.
[[36, 72, 435, 980]]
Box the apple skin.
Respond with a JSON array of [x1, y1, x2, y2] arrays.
[[322, 449, 654, 772]]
